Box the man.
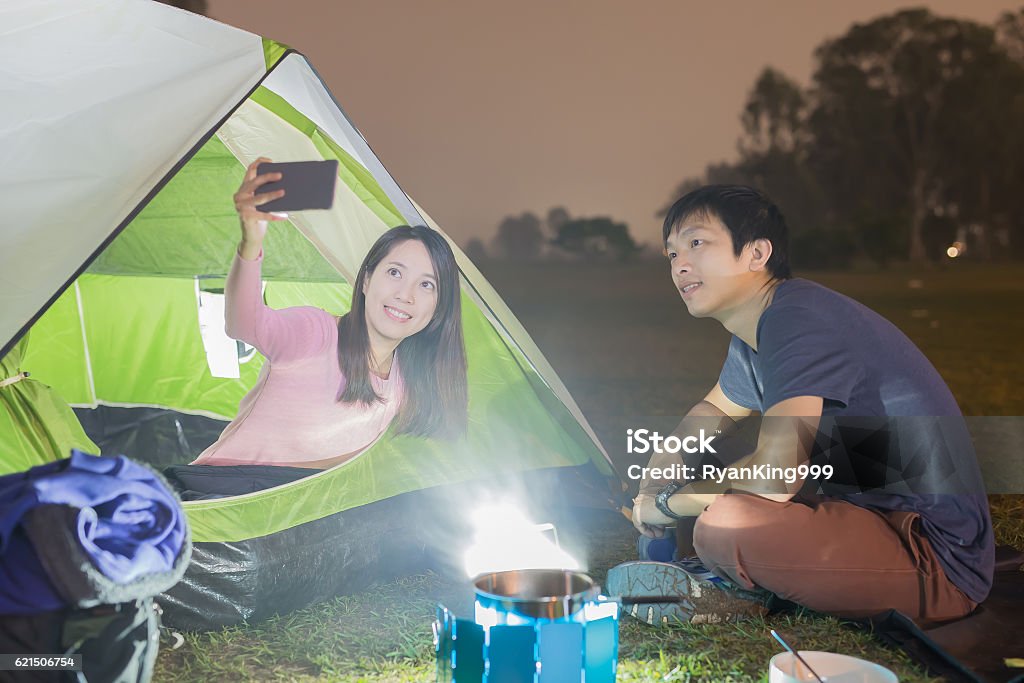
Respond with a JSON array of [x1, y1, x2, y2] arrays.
[[608, 185, 993, 625]]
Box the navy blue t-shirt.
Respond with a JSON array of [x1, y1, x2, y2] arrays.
[[718, 278, 994, 603]]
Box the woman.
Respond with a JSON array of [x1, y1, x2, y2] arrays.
[[191, 158, 467, 470]]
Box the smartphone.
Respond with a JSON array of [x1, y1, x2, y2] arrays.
[[255, 160, 339, 212]]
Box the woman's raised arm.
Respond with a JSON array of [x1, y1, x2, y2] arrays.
[[223, 159, 327, 362], [234, 157, 287, 259]]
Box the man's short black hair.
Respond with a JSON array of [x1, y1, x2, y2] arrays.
[[663, 185, 791, 280]]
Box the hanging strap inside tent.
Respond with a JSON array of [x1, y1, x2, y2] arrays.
[[0, 372, 29, 389]]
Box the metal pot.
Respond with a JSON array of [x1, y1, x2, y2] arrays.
[[472, 568, 600, 620], [472, 567, 699, 622]]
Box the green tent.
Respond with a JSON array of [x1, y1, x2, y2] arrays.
[[0, 333, 99, 471], [1, 1, 618, 627]]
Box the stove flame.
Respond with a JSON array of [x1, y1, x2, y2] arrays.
[[463, 503, 580, 578]]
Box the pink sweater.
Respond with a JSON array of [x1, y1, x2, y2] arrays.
[[191, 252, 404, 468]]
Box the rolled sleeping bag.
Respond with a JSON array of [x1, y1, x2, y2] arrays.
[[0, 450, 191, 614]]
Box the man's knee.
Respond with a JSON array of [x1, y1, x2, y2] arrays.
[[693, 494, 758, 563], [694, 493, 791, 562]]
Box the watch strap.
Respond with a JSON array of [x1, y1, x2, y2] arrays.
[[654, 482, 684, 520]]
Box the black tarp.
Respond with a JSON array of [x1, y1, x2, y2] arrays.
[[154, 462, 618, 631], [868, 546, 1024, 683], [72, 407, 621, 631]]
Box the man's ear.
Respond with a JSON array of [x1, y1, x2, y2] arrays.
[[748, 238, 773, 272]]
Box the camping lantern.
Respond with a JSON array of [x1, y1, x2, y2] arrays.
[[433, 569, 619, 683]]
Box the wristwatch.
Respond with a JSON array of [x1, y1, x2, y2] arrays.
[[654, 482, 685, 520]]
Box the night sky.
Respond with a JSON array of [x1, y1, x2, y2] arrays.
[[207, 1, 1019, 247]]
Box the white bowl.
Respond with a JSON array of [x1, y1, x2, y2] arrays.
[[769, 651, 898, 683]]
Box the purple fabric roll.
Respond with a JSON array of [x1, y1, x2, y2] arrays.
[[0, 450, 186, 615]]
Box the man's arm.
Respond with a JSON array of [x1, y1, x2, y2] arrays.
[[702, 382, 756, 420], [631, 385, 752, 537], [665, 395, 823, 516], [637, 383, 752, 496], [632, 395, 823, 536]]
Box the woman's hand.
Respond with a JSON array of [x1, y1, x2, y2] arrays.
[[233, 157, 289, 259]]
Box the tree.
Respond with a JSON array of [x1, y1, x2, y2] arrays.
[[551, 218, 639, 262], [492, 212, 544, 260], [996, 8, 1024, 63], [809, 10, 1006, 262], [545, 207, 571, 238], [930, 24, 1024, 259], [740, 67, 808, 157], [663, 10, 1024, 266], [463, 237, 488, 263]]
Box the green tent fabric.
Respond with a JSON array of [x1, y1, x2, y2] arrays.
[[0, 333, 98, 475], [0, 2, 618, 550]]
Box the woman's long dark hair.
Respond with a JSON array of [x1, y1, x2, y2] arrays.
[[336, 225, 468, 439]]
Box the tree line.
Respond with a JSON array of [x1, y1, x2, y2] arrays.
[[478, 9, 1024, 268], [467, 208, 643, 263], [669, 8, 1024, 268]]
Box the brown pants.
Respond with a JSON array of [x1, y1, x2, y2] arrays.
[[691, 493, 976, 622]]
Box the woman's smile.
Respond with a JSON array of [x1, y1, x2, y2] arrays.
[[383, 304, 412, 322]]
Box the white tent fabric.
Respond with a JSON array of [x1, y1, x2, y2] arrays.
[[262, 56, 423, 226], [217, 98, 389, 284], [0, 0, 265, 355], [263, 58, 367, 168]]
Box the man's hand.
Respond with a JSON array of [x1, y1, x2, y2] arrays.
[[631, 494, 675, 538]]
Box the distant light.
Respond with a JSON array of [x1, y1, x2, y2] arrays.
[[947, 246, 961, 258]]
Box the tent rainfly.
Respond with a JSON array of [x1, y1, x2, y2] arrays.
[[0, 0, 619, 628]]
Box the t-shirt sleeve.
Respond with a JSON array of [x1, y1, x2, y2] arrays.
[[757, 304, 862, 411], [224, 251, 332, 364], [718, 335, 761, 410]]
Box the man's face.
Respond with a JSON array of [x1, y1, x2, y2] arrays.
[[665, 213, 763, 318]]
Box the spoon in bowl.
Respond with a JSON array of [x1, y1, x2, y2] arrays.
[[770, 629, 826, 683]]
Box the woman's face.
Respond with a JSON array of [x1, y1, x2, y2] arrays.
[[362, 239, 440, 345]]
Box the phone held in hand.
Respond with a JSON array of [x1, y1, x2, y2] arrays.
[[256, 160, 339, 212]]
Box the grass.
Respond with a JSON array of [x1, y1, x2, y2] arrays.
[[155, 261, 1024, 681]]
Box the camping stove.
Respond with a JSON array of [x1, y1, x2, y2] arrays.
[[433, 569, 619, 683]]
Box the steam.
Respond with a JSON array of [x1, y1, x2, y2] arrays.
[[463, 502, 580, 578]]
